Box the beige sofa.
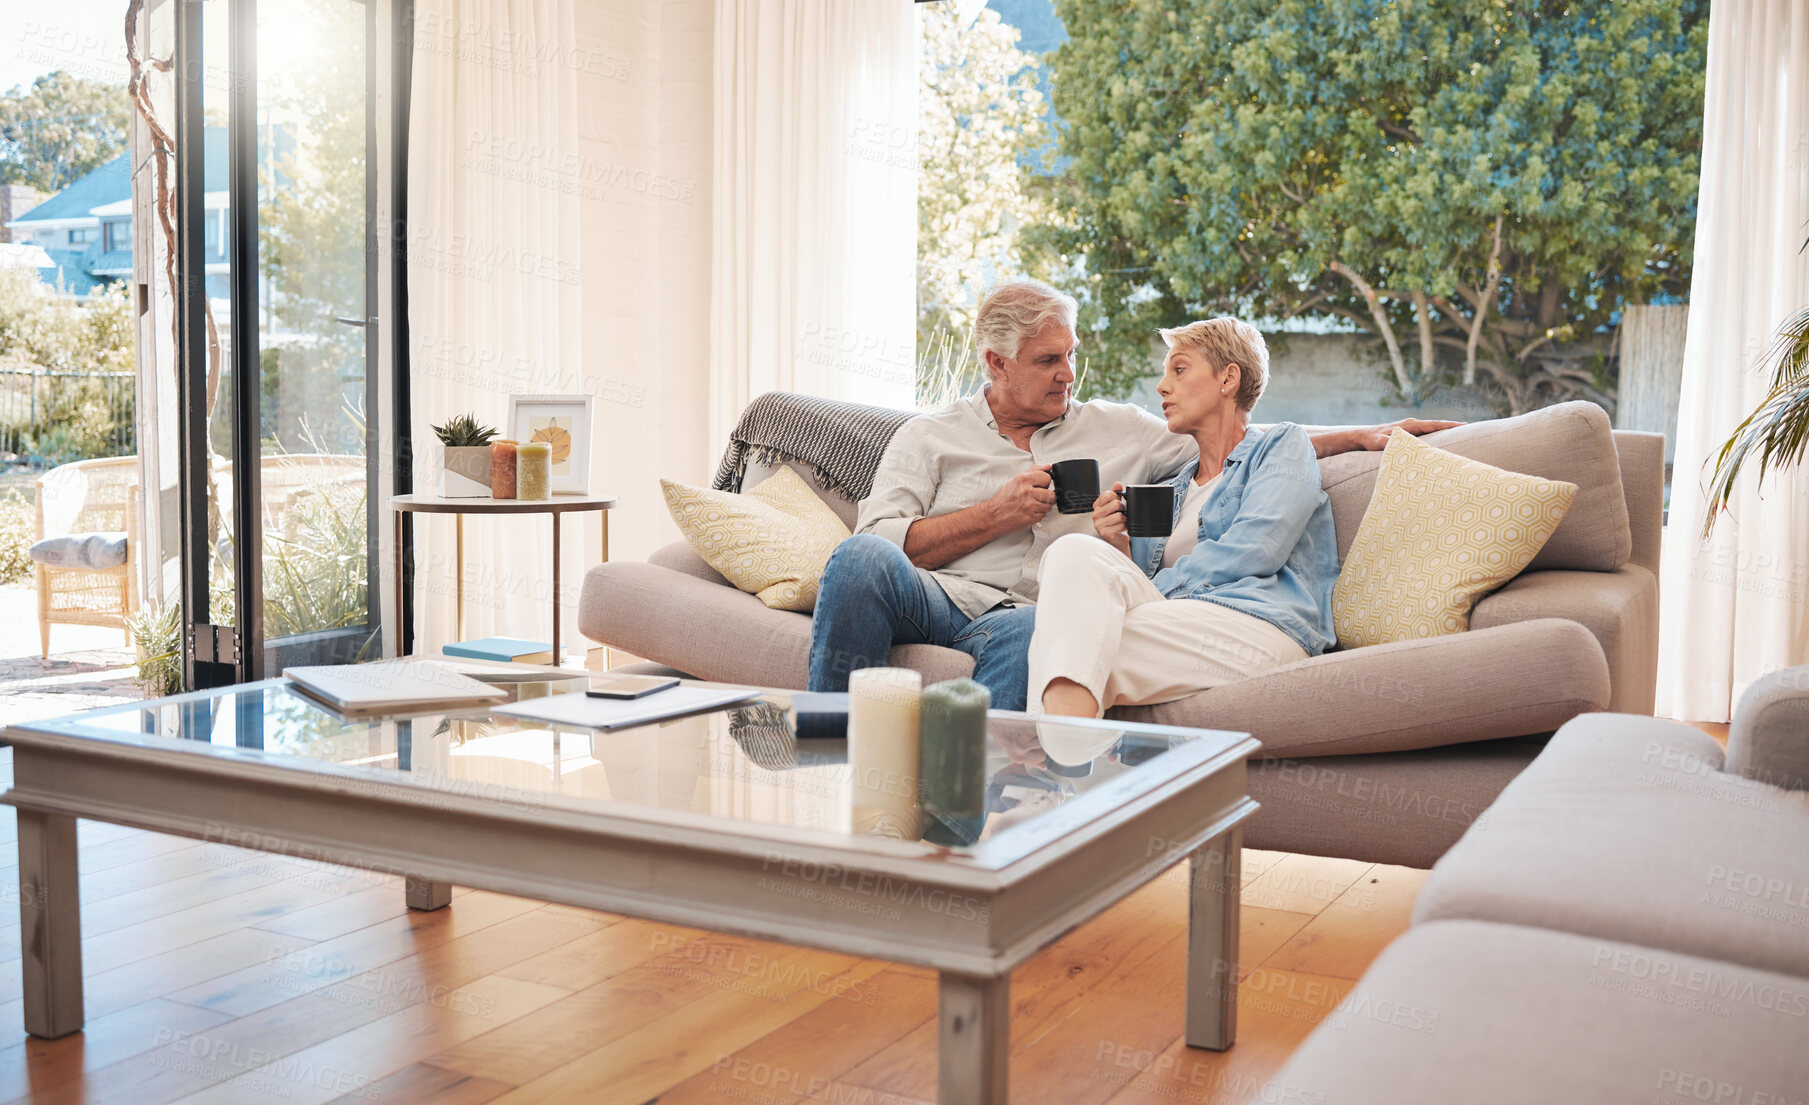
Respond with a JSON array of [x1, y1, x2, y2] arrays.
[[580, 397, 1664, 867], [1270, 668, 1809, 1102]]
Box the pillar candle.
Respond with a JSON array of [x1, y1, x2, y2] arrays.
[[489, 439, 518, 498], [848, 667, 921, 839], [919, 678, 989, 822], [517, 441, 551, 500]]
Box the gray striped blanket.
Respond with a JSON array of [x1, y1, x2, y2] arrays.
[[711, 391, 919, 503]]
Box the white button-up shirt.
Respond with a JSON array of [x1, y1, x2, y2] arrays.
[[856, 389, 1198, 617]]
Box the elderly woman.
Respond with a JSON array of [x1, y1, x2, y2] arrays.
[[1028, 317, 1340, 719]]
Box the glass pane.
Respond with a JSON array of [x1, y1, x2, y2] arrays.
[[53, 684, 1233, 865], [200, 0, 237, 631], [256, 0, 371, 649]]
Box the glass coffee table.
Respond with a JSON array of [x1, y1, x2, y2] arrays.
[[3, 671, 1259, 1104]]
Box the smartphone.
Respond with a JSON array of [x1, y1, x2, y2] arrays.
[[585, 675, 681, 699]]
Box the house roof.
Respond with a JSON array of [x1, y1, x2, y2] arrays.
[[9, 154, 130, 225], [7, 128, 232, 228], [35, 249, 105, 297], [89, 249, 133, 276]]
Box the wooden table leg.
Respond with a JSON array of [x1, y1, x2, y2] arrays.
[[551, 510, 562, 663], [938, 971, 1008, 1104], [405, 877, 452, 912], [18, 808, 84, 1039], [1186, 826, 1241, 1050]]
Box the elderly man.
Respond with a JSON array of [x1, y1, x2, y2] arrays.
[[807, 280, 1455, 709]]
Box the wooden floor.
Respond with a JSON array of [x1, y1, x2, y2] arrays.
[[0, 739, 1426, 1105]]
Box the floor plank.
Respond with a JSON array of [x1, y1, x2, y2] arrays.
[[1240, 853, 1375, 915], [1261, 863, 1431, 981]]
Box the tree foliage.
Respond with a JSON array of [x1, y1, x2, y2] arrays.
[[1036, 0, 1707, 411], [918, 1, 1049, 352], [0, 72, 132, 194]]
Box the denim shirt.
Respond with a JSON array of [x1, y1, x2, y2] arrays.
[[1128, 423, 1339, 656]]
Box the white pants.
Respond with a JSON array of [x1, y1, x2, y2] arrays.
[[1027, 533, 1309, 715]]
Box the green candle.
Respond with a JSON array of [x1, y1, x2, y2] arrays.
[[919, 678, 989, 820]]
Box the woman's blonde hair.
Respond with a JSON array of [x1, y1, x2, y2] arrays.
[[1158, 317, 1269, 413]]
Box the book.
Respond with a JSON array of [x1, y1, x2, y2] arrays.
[[283, 659, 508, 717], [442, 637, 562, 665], [492, 686, 762, 731]]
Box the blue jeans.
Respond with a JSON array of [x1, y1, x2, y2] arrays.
[[808, 534, 1036, 710]]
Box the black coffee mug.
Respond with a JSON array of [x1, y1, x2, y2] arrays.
[[1049, 458, 1101, 514], [1120, 484, 1176, 538]]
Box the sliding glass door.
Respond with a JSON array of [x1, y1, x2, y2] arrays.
[[176, 0, 401, 686]]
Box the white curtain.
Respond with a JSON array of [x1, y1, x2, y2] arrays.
[[406, 0, 587, 653], [710, 0, 919, 454], [1657, 0, 1809, 722]]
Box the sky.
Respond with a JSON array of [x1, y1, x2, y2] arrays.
[[2, 2, 132, 95]]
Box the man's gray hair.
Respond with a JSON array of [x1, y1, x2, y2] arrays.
[[973, 280, 1078, 365]]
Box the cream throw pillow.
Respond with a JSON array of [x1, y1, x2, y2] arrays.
[[660, 466, 850, 612], [1333, 429, 1579, 648]]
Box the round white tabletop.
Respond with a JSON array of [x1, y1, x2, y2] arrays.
[[391, 493, 619, 514]]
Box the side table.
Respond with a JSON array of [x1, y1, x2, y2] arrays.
[[391, 493, 617, 662]]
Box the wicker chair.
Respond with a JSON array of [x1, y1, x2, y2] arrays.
[[32, 456, 141, 658]]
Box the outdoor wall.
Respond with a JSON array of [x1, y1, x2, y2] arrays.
[[1127, 332, 1499, 427], [574, 0, 714, 569]]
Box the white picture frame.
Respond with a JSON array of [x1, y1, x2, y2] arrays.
[[508, 394, 594, 495]]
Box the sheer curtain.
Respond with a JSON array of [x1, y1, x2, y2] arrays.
[[406, 0, 587, 652], [709, 0, 919, 455], [1656, 0, 1809, 722]]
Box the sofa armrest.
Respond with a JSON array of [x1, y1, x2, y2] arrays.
[[1727, 666, 1809, 791], [647, 539, 731, 586], [1470, 565, 1658, 715], [578, 560, 812, 687]]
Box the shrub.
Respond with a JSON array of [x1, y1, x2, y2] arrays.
[[0, 486, 34, 584]]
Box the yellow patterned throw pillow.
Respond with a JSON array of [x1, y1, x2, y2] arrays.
[[1332, 430, 1579, 649], [661, 466, 851, 612]]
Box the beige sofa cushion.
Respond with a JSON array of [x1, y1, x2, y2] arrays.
[[1275, 921, 1809, 1104], [1319, 400, 1630, 572], [1332, 430, 1577, 647], [660, 466, 849, 611], [1415, 712, 1809, 979]]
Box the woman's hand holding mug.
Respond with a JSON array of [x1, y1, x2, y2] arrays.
[[1093, 482, 1131, 559]]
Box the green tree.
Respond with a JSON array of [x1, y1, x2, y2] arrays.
[[1035, 0, 1707, 410], [0, 72, 131, 194], [918, 2, 1049, 352]]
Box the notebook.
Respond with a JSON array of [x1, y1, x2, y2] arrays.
[[442, 637, 562, 665], [283, 660, 508, 717]]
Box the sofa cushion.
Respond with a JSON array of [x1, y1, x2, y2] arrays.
[[660, 466, 850, 611], [28, 532, 128, 571], [1333, 430, 1577, 648], [1112, 617, 1610, 758], [1726, 665, 1809, 792], [743, 457, 861, 531], [1318, 400, 1631, 572], [1274, 921, 1809, 1105], [1414, 712, 1809, 980]]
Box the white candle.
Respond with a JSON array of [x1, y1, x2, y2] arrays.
[[848, 667, 922, 839]]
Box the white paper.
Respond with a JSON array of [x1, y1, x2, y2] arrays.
[[491, 687, 762, 731]]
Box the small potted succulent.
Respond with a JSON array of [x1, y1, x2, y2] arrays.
[[433, 413, 499, 497]]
